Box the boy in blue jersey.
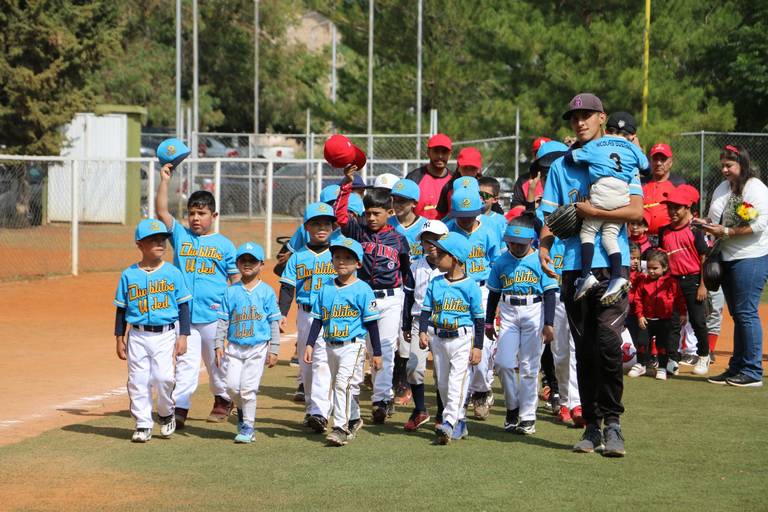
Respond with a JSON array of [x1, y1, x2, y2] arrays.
[[304, 237, 382, 446], [485, 215, 557, 435], [214, 243, 281, 443], [446, 177, 501, 420], [278, 202, 338, 432], [388, 178, 428, 406], [156, 164, 239, 428], [539, 93, 644, 457], [419, 232, 484, 444], [114, 219, 192, 443], [568, 111, 649, 304], [478, 176, 508, 241], [336, 165, 415, 424]]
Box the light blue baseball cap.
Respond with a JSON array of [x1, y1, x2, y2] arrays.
[[304, 201, 336, 224], [452, 176, 480, 191], [156, 138, 191, 168], [432, 232, 471, 264], [451, 186, 483, 218], [236, 242, 265, 261], [348, 193, 365, 216], [330, 236, 364, 261], [135, 218, 170, 241], [320, 184, 340, 204], [391, 179, 420, 202], [504, 224, 536, 244]]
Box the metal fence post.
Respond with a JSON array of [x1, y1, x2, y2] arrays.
[[214, 160, 222, 233], [148, 160, 156, 219], [316, 160, 323, 201], [700, 130, 705, 213], [266, 160, 274, 258], [70, 159, 79, 276], [514, 107, 520, 181]]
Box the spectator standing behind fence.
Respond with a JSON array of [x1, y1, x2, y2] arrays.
[[699, 145, 768, 388], [406, 134, 454, 220], [642, 143, 685, 242]]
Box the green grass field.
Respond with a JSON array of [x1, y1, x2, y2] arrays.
[[1, 364, 765, 512]]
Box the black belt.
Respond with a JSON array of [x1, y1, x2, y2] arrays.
[[325, 339, 359, 346], [433, 326, 471, 338], [477, 280, 487, 286], [503, 295, 542, 306], [299, 304, 312, 312], [373, 288, 400, 298], [134, 323, 175, 333]]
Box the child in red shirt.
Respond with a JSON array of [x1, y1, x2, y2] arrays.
[[629, 211, 653, 256], [634, 250, 687, 381]]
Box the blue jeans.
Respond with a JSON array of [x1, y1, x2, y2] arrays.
[[721, 254, 768, 380]]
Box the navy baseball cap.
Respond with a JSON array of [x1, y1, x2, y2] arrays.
[[432, 232, 471, 264], [606, 111, 638, 135], [236, 242, 265, 261], [157, 138, 191, 168], [304, 202, 336, 223], [340, 174, 369, 189], [135, 218, 170, 241], [504, 224, 536, 245], [330, 237, 364, 261], [391, 179, 420, 201]]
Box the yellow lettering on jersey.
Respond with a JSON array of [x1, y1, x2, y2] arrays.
[[329, 324, 349, 338], [138, 298, 148, 314], [235, 323, 254, 338], [468, 260, 485, 274], [151, 294, 170, 311], [312, 279, 322, 291], [197, 260, 216, 274], [410, 242, 422, 255], [148, 279, 175, 294], [180, 243, 223, 261], [232, 306, 264, 322], [501, 270, 539, 288], [315, 262, 335, 276], [430, 314, 458, 330], [468, 246, 485, 259], [185, 259, 196, 273], [331, 304, 360, 319], [442, 298, 469, 313], [128, 284, 147, 301], [296, 264, 311, 280]]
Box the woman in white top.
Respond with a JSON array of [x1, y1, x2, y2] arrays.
[[699, 145, 768, 387]]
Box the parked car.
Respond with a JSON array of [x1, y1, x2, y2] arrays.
[[0, 163, 44, 227], [198, 137, 240, 158]]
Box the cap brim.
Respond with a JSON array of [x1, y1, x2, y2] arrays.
[[329, 245, 361, 261], [237, 251, 264, 261], [138, 232, 171, 241], [417, 229, 448, 240], [533, 151, 566, 169], [352, 145, 367, 170], [451, 209, 482, 218], [162, 150, 191, 169], [304, 214, 336, 223], [562, 108, 602, 120], [504, 236, 533, 244], [391, 192, 417, 201]]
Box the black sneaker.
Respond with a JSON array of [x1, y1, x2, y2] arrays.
[[326, 427, 349, 446], [385, 400, 396, 418], [602, 424, 626, 457], [293, 383, 305, 403], [504, 408, 519, 432], [726, 373, 764, 388], [573, 424, 604, 453], [347, 418, 364, 439], [371, 401, 388, 424], [307, 414, 328, 433], [515, 420, 536, 435], [679, 354, 698, 366], [707, 371, 734, 385]]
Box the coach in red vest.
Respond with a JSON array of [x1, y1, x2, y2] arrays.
[[642, 143, 686, 238], [406, 134, 454, 220]]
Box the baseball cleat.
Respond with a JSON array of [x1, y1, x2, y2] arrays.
[[451, 419, 468, 440], [571, 406, 586, 428], [307, 414, 328, 433], [515, 420, 536, 435], [666, 360, 680, 376], [174, 408, 188, 430], [404, 411, 431, 432], [574, 274, 599, 301], [503, 408, 519, 432], [436, 422, 453, 445], [234, 425, 255, 444], [207, 396, 233, 423], [472, 392, 491, 420], [602, 424, 626, 457], [347, 418, 364, 439], [159, 414, 176, 438], [131, 428, 152, 443], [573, 424, 604, 453], [600, 277, 629, 305], [371, 401, 388, 424], [627, 363, 646, 378], [679, 354, 698, 366], [556, 406, 572, 425], [386, 400, 396, 418], [692, 355, 710, 376], [655, 368, 667, 381], [326, 427, 349, 446], [549, 392, 560, 415], [293, 383, 305, 403]]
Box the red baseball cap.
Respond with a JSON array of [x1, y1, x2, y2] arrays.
[[324, 134, 356, 168], [352, 144, 367, 170], [457, 147, 482, 169], [663, 184, 699, 207], [650, 143, 673, 158], [428, 133, 452, 151], [532, 136, 552, 155]]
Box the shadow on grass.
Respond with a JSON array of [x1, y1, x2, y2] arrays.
[[57, 408, 132, 418], [61, 423, 134, 440], [464, 420, 574, 450]]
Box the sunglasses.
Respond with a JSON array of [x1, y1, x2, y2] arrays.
[[479, 191, 496, 200]]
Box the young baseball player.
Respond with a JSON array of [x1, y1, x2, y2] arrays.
[[419, 232, 484, 444], [213, 242, 281, 443], [479, 176, 508, 241], [401, 220, 449, 431], [446, 178, 501, 420], [114, 219, 192, 442], [388, 178, 428, 406], [485, 217, 557, 434], [156, 164, 239, 428], [278, 202, 338, 432], [335, 165, 414, 424], [629, 211, 653, 255], [568, 112, 649, 305], [304, 237, 382, 446]]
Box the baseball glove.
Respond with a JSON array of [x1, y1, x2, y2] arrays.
[[545, 204, 582, 239], [702, 240, 723, 291]]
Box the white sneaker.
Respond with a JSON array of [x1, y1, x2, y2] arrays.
[[666, 360, 679, 376], [692, 355, 710, 376], [160, 415, 176, 438], [627, 363, 646, 378], [574, 274, 599, 301], [131, 428, 152, 443], [600, 277, 630, 305], [655, 368, 667, 381]]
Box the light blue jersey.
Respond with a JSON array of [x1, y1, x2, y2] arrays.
[[571, 135, 649, 185], [550, 237, 566, 278], [279, 246, 336, 307], [114, 262, 192, 326], [538, 151, 643, 271], [388, 215, 428, 260], [423, 275, 484, 330], [170, 219, 238, 324], [311, 279, 380, 342], [488, 250, 559, 296], [287, 225, 343, 253], [219, 281, 281, 346], [482, 211, 507, 242], [445, 218, 501, 282]]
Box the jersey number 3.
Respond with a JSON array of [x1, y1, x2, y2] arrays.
[[610, 153, 622, 173]]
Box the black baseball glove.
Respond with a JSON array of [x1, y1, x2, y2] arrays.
[[545, 204, 582, 239]]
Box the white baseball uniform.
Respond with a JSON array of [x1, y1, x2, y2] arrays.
[[406, 258, 443, 385], [368, 289, 404, 403], [326, 341, 367, 430], [551, 295, 581, 409], [431, 329, 472, 426], [226, 342, 269, 426], [127, 327, 177, 429]]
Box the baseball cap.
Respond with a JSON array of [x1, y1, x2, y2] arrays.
[[330, 236, 364, 262], [432, 232, 471, 264], [427, 133, 453, 151], [303, 201, 336, 224], [662, 184, 699, 207], [503, 224, 536, 245], [319, 184, 340, 204], [352, 144, 367, 170], [348, 193, 365, 216], [650, 143, 673, 158], [135, 218, 170, 241], [606, 112, 638, 135], [452, 176, 480, 192], [530, 140, 569, 174], [562, 93, 605, 120], [373, 173, 400, 190], [391, 179, 420, 201], [532, 136, 552, 155], [456, 147, 482, 169], [236, 242, 265, 261], [324, 134, 355, 168], [417, 219, 449, 240], [342, 174, 369, 189], [156, 138, 191, 168], [451, 186, 483, 218]]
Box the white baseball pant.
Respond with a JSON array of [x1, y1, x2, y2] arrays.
[[406, 322, 430, 385], [679, 320, 698, 355], [367, 289, 404, 403], [327, 341, 366, 431], [469, 285, 494, 395], [173, 321, 230, 410], [127, 327, 176, 429], [495, 300, 543, 421], [431, 328, 472, 427], [706, 287, 725, 335], [296, 308, 331, 417], [581, 176, 630, 256], [551, 296, 581, 409], [225, 342, 268, 427]]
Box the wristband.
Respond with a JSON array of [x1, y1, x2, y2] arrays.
[[723, 227, 731, 239]]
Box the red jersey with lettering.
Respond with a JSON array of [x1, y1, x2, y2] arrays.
[[634, 273, 686, 319], [658, 223, 708, 276], [405, 165, 453, 220], [630, 233, 652, 254], [642, 180, 676, 234]]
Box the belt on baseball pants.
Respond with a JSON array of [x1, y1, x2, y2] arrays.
[[299, 304, 312, 312], [431, 326, 471, 339], [502, 295, 542, 306], [373, 288, 400, 298], [133, 323, 176, 333], [325, 339, 360, 346], [476, 280, 487, 286]]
